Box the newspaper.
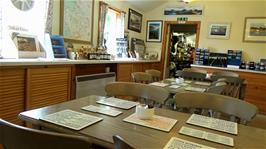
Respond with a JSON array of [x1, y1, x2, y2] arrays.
[[179, 126, 234, 147], [164, 137, 215, 149], [82, 105, 122, 117], [96, 97, 139, 109], [186, 114, 238, 135], [40, 109, 103, 130]]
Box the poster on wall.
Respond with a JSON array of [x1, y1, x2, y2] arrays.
[[0, 0, 49, 58]]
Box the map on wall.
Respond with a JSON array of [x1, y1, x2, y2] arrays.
[[61, 0, 94, 44]]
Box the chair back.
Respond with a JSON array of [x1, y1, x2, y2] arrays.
[[211, 76, 245, 99], [131, 72, 152, 84], [105, 82, 169, 105], [113, 135, 135, 149], [206, 81, 227, 94], [0, 119, 92, 149], [174, 92, 257, 124], [176, 70, 207, 81], [145, 69, 161, 82], [183, 68, 208, 74], [212, 71, 239, 77]]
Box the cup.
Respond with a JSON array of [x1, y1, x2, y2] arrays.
[[105, 67, 110, 73], [136, 104, 154, 120]]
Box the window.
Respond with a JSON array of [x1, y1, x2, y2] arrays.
[[104, 8, 124, 56]]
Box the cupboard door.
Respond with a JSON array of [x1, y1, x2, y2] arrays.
[[0, 69, 25, 125], [26, 66, 72, 109], [132, 63, 143, 72], [117, 64, 132, 82]]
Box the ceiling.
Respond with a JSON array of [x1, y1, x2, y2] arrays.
[[123, 0, 170, 12]]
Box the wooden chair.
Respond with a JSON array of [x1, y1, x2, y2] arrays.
[[145, 69, 161, 82], [176, 70, 207, 81], [183, 68, 208, 74], [105, 82, 169, 106], [212, 71, 239, 77], [211, 75, 245, 99], [206, 81, 227, 95], [131, 72, 152, 84], [174, 92, 257, 124], [113, 135, 135, 149], [0, 119, 92, 149]]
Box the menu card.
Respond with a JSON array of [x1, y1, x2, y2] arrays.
[[40, 109, 103, 130], [123, 113, 177, 132], [82, 105, 122, 117], [179, 126, 234, 147], [185, 86, 206, 92], [149, 82, 169, 87], [163, 137, 215, 149], [96, 97, 139, 109], [186, 114, 238, 135]]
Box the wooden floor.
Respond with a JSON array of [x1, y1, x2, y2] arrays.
[[248, 114, 266, 130]]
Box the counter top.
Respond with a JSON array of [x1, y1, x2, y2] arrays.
[[191, 64, 266, 75], [0, 58, 160, 66]]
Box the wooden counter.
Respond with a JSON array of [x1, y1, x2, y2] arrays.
[[0, 60, 162, 125], [191, 65, 266, 115]]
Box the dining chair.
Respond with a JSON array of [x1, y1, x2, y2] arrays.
[[206, 81, 227, 95], [0, 119, 92, 149], [113, 135, 135, 149], [145, 69, 161, 82], [131, 72, 153, 84], [174, 92, 257, 124], [183, 68, 208, 74], [176, 70, 207, 81], [105, 82, 169, 106], [212, 71, 239, 77], [211, 75, 245, 99]]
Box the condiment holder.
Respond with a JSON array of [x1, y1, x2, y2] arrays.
[[175, 77, 184, 84], [135, 104, 154, 120]]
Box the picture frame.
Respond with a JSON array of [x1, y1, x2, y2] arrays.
[[12, 33, 40, 52], [164, 6, 203, 15], [60, 0, 94, 44], [243, 17, 266, 43], [128, 8, 142, 33], [208, 23, 231, 39], [146, 20, 163, 42]]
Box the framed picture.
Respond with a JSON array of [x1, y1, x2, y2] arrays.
[[12, 33, 40, 52], [60, 0, 94, 44], [243, 17, 266, 42], [164, 6, 203, 15], [146, 20, 163, 42], [208, 23, 231, 39], [128, 8, 142, 33]]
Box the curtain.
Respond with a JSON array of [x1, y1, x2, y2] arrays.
[[45, 0, 53, 34], [98, 2, 108, 49], [118, 11, 126, 38]]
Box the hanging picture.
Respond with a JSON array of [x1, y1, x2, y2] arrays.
[[164, 6, 203, 15], [128, 8, 142, 33], [243, 17, 266, 42], [146, 20, 163, 42], [208, 23, 231, 39]]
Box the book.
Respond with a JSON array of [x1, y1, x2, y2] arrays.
[[96, 97, 139, 109], [82, 105, 122, 117], [163, 137, 215, 149], [186, 114, 238, 135], [40, 109, 103, 130], [123, 113, 177, 132], [179, 126, 234, 147]]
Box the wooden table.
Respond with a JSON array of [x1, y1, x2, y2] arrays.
[[19, 95, 266, 149]]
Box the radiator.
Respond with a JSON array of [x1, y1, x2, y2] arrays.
[[75, 72, 116, 98]]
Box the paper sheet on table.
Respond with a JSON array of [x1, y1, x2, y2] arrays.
[[96, 97, 139, 109], [163, 137, 215, 149], [82, 105, 122, 117]]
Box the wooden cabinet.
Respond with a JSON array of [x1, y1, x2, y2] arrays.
[[191, 66, 266, 114], [0, 68, 25, 125], [26, 66, 72, 110]]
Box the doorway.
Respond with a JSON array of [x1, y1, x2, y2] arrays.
[[161, 21, 201, 78]]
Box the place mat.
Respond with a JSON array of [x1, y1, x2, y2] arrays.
[[163, 137, 215, 149], [123, 113, 177, 132], [194, 81, 211, 86], [149, 82, 169, 87], [40, 109, 103, 130], [82, 105, 122, 117], [96, 97, 139, 109], [168, 85, 181, 89], [185, 86, 206, 92], [186, 114, 238, 135]]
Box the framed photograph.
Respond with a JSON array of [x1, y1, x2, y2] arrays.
[[164, 6, 203, 15], [208, 23, 231, 39], [243, 17, 266, 42], [12, 33, 40, 52], [128, 8, 142, 33], [60, 0, 94, 44], [146, 20, 163, 42]]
